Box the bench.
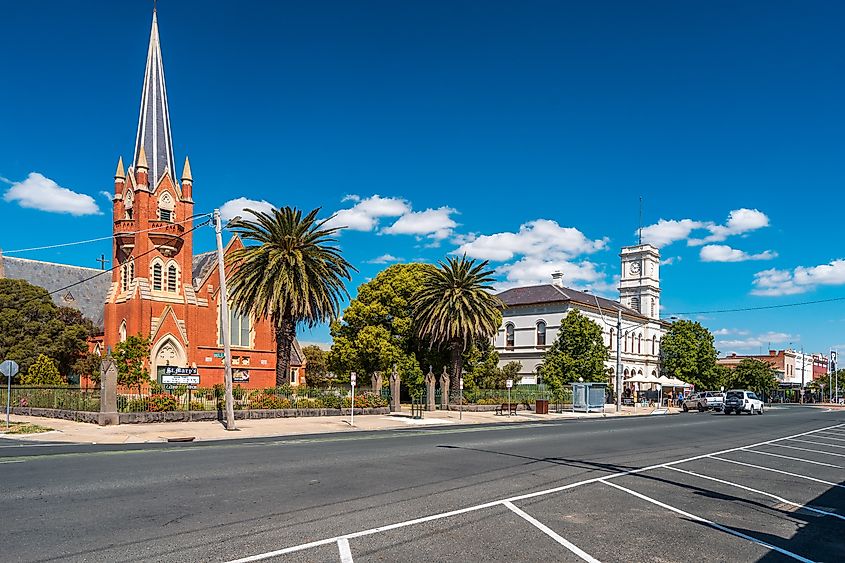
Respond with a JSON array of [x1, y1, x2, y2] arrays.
[[495, 403, 518, 416]]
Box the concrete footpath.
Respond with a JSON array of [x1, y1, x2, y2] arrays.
[[0, 404, 676, 444]]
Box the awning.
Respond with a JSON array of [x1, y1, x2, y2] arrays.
[[659, 376, 692, 387]]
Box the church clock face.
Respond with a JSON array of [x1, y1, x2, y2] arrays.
[[629, 261, 641, 275]]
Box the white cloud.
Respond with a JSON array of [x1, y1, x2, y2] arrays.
[[219, 197, 276, 221], [457, 219, 607, 262], [752, 259, 845, 296], [99, 190, 113, 203], [324, 195, 410, 231], [341, 194, 361, 203], [689, 208, 770, 246], [366, 254, 402, 264], [716, 331, 793, 352], [660, 256, 681, 266], [699, 244, 777, 263], [641, 219, 706, 248], [382, 207, 458, 240], [2, 172, 100, 215], [495, 257, 607, 292], [640, 208, 771, 249]]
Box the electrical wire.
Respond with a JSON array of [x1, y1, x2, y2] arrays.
[[1, 212, 212, 255], [665, 295, 845, 317]]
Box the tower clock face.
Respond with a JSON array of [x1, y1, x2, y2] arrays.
[[629, 261, 641, 275]]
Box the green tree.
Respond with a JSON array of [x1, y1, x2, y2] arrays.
[[329, 263, 441, 391], [112, 335, 151, 394], [302, 345, 333, 387], [460, 339, 502, 390], [0, 279, 94, 379], [724, 358, 778, 395], [539, 310, 608, 393], [414, 256, 503, 392], [227, 207, 355, 386], [20, 354, 65, 385], [660, 320, 718, 390], [73, 352, 104, 387]]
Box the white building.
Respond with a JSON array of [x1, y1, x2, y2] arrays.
[[494, 243, 669, 386]]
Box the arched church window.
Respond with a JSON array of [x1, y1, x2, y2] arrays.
[[609, 328, 614, 350], [638, 334, 642, 354], [167, 263, 178, 292], [651, 298, 655, 318], [624, 331, 628, 352], [152, 262, 163, 291], [158, 192, 175, 222], [652, 335, 657, 355], [536, 321, 546, 347], [505, 324, 515, 349]]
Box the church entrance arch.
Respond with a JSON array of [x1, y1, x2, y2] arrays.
[[151, 335, 187, 382]]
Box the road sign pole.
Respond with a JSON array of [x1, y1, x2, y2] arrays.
[[214, 209, 236, 430], [5, 369, 10, 429], [350, 372, 356, 428], [506, 378, 513, 416], [459, 376, 463, 421]]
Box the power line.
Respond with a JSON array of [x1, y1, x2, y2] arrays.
[[666, 295, 845, 317], [1, 212, 211, 255]]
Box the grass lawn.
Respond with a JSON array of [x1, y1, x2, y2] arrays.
[[0, 421, 53, 434]]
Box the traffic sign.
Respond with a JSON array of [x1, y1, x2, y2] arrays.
[[0, 360, 19, 378], [459, 377, 464, 390], [350, 372, 357, 386], [506, 379, 513, 389], [213, 352, 226, 358]]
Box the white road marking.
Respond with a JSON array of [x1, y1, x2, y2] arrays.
[[666, 466, 845, 521], [223, 422, 844, 563], [769, 443, 845, 458], [337, 538, 353, 563], [710, 456, 845, 488], [789, 438, 845, 450], [502, 501, 600, 563], [600, 479, 815, 563], [745, 449, 843, 468], [803, 432, 845, 442]]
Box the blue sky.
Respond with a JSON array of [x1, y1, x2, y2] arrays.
[[2, 1, 844, 355]]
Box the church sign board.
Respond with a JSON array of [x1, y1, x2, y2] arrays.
[[161, 367, 199, 389]]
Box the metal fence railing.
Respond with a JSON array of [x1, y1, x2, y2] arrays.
[[1, 386, 101, 412]]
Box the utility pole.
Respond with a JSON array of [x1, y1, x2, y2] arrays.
[[214, 209, 236, 430], [616, 309, 622, 413], [800, 346, 805, 404]]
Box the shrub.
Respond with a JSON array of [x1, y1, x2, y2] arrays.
[[189, 401, 207, 411], [294, 397, 324, 409], [171, 385, 187, 397], [146, 393, 179, 412], [150, 381, 163, 394], [232, 385, 246, 400], [248, 394, 291, 410], [342, 392, 387, 409]]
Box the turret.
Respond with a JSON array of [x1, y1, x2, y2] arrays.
[[135, 146, 149, 188], [180, 156, 193, 201], [114, 156, 125, 195]]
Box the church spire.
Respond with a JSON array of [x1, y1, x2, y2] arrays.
[[133, 9, 176, 188]]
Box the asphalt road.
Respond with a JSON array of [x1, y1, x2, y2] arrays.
[[1, 406, 843, 562]]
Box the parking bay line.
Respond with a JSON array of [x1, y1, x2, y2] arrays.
[[803, 432, 845, 442], [502, 501, 600, 563], [744, 448, 843, 468], [769, 443, 845, 458], [599, 479, 815, 563], [710, 456, 845, 489], [223, 422, 844, 563], [665, 466, 845, 521], [789, 438, 845, 450], [337, 538, 353, 563]]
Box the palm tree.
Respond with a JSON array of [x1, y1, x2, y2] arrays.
[[226, 207, 354, 386], [414, 255, 503, 392]]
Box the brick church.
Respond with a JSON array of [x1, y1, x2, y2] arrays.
[[0, 10, 304, 388]]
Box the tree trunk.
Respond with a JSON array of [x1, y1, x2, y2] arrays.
[[275, 314, 295, 387], [449, 340, 462, 398]]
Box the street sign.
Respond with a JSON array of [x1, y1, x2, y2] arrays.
[[506, 379, 513, 389], [213, 352, 226, 358], [0, 360, 19, 378], [162, 375, 200, 385], [163, 366, 198, 376], [350, 372, 357, 386], [459, 378, 464, 390]]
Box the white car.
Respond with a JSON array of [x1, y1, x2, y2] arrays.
[[723, 390, 764, 415]]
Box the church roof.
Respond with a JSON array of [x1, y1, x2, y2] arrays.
[[192, 251, 217, 289], [133, 9, 177, 188], [496, 283, 645, 319], [0, 256, 111, 329]]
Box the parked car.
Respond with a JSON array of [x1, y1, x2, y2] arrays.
[[723, 390, 764, 415], [681, 392, 708, 412], [681, 391, 723, 412]]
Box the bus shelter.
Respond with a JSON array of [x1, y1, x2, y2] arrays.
[[571, 382, 607, 413]]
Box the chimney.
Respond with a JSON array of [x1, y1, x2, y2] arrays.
[[551, 271, 564, 287], [769, 350, 776, 356]]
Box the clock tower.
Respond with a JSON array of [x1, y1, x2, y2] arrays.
[[619, 243, 661, 320]]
